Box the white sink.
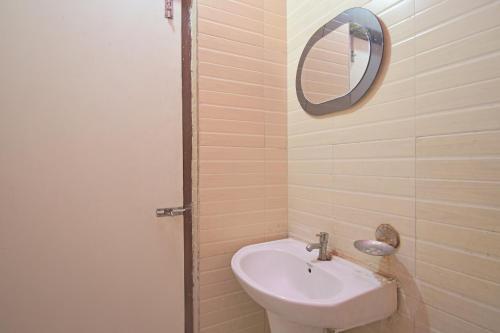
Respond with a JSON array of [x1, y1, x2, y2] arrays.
[[231, 238, 397, 333]]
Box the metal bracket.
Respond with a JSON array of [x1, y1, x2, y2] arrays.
[[156, 204, 191, 217], [375, 224, 400, 248], [165, 0, 173, 19]]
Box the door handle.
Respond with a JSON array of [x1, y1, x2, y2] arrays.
[[156, 204, 191, 217]]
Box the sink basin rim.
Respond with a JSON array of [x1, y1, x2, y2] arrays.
[[231, 238, 394, 308]]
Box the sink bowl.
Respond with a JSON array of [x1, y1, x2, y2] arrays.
[[231, 238, 397, 333]]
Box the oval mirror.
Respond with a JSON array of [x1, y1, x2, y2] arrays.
[[296, 8, 384, 115]]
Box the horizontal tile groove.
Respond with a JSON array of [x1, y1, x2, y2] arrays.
[[199, 89, 286, 103], [288, 117, 415, 138], [330, 157, 413, 162], [376, 0, 406, 17], [416, 49, 500, 78], [415, 0, 447, 14], [288, 207, 330, 220], [417, 280, 500, 329], [199, 103, 284, 115], [198, 119, 264, 126], [199, 132, 263, 138], [416, 177, 500, 185], [198, 16, 285, 42], [198, 46, 287, 67], [415, 0, 498, 36], [416, 128, 500, 141], [417, 259, 500, 290], [200, 309, 264, 331], [416, 156, 500, 161], [331, 188, 414, 202], [416, 197, 500, 212], [416, 102, 500, 119], [198, 17, 264, 43], [199, 79, 285, 100], [416, 27, 500, 65], [199, 61, 284, 80], [199, 220, 275, 232], [199, 75, 286, 91], [416, 76, 500, 100], [199, 2, 285, 23], [415, 302, 495, 333], [200, 209, 284, 219], [417, 236, 500, 262]]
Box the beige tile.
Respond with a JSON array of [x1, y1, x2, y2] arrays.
[[417, 158, 500, 181], [416, 240, 500, 282], [199, 147, 265, 161], [331, 190, 415, 218], [199, 161, 265, 175], [415, 1, 500, 53], [200, 133, 265, 147], [415, 303, 492, 333], [333, 138, 414, 159], [417, 281, 500, 331], [416, 200, 500, 232], [200, 301, 262, 329], [200, 223, 268, 244], [416, 219, 500, 257], [416, 132, 500, 158], [416, 53, 500, 95], [199, 291, 253, 315], [416, 78, 500, 115], [200, 118, 264, 135], [416, 26, 500, 73], [416, 179, 500, 207], [332, 175, 415, 197], [416, 261, 500, 308], [333, 159, 415, 178], [416, 104, 500, 137]]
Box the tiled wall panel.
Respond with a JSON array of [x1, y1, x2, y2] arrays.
[[287, 0, 500, 332], [196, 1, 287, 332]]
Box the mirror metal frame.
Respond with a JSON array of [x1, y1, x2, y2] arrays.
[[296, 8, 384, 115]]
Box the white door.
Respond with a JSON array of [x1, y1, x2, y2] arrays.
[[0, 1, 185, 332]]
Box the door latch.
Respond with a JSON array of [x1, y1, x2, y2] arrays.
[[165, 0, 173, 19], [156, 204, 191, 217]]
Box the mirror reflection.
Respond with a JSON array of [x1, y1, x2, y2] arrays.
[[301, 22, 370, 104]]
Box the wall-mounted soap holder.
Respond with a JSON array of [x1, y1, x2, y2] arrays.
[[354, 224, 400, 256]]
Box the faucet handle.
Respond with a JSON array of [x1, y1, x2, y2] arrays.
[[316, 232, 329, 242]]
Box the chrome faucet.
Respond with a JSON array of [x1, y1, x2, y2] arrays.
[[306, 232, 332, 261]]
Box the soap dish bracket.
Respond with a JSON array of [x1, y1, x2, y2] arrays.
[[375, 224, 400, 248]]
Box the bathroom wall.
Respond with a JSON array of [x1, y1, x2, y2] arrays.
[[287, 0, 500, 332], [196, 1, 287, 332]]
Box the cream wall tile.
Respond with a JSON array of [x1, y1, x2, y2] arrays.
[[416, 240, 500, 283], [416, 132, 500, 157], [416, 104, 500, 136], [417, 282, 500, 331], [415, 303, 492, 333], [416, 27, 500, 73], [416, 158, 500, 181], [417, 261, 500, 308], [416, 200, 500, 232], [417, 220, 500, 258], [288, 1, 500, 332], [197, 2, 287, 331], [416, 179, 500, 207]]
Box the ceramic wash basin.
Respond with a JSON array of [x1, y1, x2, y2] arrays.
[[231, 238, 397, 333]]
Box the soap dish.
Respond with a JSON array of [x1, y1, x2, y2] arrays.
[[354, 224, 400, 256]]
